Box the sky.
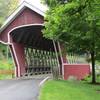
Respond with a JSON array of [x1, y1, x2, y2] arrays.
[[19, 0, 48, 11]]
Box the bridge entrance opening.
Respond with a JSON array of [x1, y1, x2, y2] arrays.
[[10, 25, 60, 76]]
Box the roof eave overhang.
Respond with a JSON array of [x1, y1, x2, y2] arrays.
[[0, 1, 45, 33]]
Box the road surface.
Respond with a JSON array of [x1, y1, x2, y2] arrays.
[[0, 78, 43, 100]]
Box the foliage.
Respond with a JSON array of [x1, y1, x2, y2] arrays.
[[39, 80, 100, 100], [67, 53, 88, 64], [0, 45, 14, 79], [43, 0, 100, 50], [83, 75, 100, 83], [0, 1, 18, 79], [0, 59, 14, 70], [43, 0, 100, 83], [0, 0, 18, 26], [0, 58, 14, 80], [42, 0, 67, 8]]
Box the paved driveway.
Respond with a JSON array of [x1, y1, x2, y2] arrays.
[[0, 78, 44, 100]]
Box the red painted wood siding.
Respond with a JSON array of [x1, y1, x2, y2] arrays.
[[9, 45, 18, 77], [0, 8, 44, 43], [12, 42, 26, 76], [64, 64, 90, 80]]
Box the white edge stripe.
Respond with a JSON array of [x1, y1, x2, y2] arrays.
[[39, 77, 50, 87], [63, 63, 90, 65]]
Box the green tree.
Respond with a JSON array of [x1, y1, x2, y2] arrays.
[[42, 0, 67, 7], [43, 0, 100, 83], [0, 0, 18, 26], [0, 0, 18, 60]]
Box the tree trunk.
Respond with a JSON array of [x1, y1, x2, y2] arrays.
[[90, 51, 96, 84]]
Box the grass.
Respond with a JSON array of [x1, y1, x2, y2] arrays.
[[0, 75, 13, 79], [83, 75, 100, 83], [39, 80, 100, 100], [0, 58, 14, 79]]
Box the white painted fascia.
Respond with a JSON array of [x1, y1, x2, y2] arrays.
[[7, 23, 44, 43], [0, 1, 45, 33], [0, 40, 11, 45]]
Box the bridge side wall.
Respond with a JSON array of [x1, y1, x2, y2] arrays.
[[9, 43, 26, 77], [64, 64, 90, 80]]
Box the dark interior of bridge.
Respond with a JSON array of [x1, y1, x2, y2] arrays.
[[10, 25, 60, 76], [10, 25, 55, 51]]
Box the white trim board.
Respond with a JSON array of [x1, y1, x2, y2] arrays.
[[0, 1, 45, 33], [0, 40, 11, 45], [12, 44, 21, 77], [7, 24, 44, 43]]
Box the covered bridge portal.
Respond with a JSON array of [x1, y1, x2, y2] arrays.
[[0, 2, 90, 80], [0, 2, 67, 77], [10, 25, 59, 77]]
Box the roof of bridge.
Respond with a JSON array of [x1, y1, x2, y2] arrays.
[[0, 1, 46, 33]]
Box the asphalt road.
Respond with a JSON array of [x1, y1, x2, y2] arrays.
[[0, 78, 43, 100]]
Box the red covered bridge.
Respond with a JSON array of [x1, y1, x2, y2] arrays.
[[0, 2, 90, 80]]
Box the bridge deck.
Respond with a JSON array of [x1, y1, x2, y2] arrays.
[[0, 76, 50, 100]]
